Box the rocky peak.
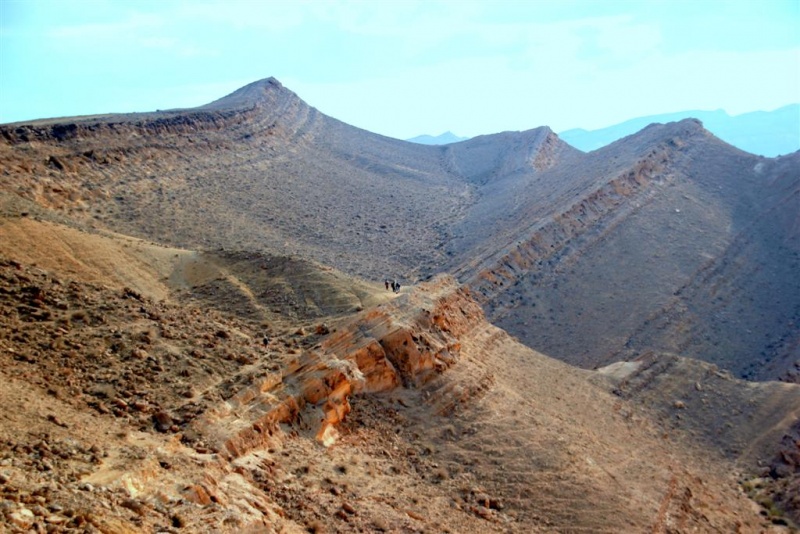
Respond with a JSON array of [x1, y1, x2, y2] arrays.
[[0, 77, 300, 146], [619, 117, 714, 152], [442, 125, 579, 185], [198, 76, 299, 112]]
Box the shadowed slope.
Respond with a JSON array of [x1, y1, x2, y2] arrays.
[[0, 214, 395, 329], [464, 120, 800, 381]]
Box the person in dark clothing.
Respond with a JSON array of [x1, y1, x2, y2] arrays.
[[385, 279, 390, 290]]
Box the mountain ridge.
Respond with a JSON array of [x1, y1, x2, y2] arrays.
[[1, 76, 800, 531], [0, 216, 798, 531], [2, 78, 796, 385], [406, 131, 470, 145]]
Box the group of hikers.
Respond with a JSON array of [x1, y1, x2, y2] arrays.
[[385, 279, 401, 293]]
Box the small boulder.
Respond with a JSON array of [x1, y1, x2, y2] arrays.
[[315, 323, 330, 335], [9, 508, 35, 529], [152, 411, 172, 432]]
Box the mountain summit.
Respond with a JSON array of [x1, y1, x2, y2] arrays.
[[199, 77, 295, 111]]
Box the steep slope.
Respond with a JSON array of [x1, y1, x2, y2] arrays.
[[464, 120, 800, 381], [0, 78, 464, 280], [595, 351, 800, 526], [1, 77, 798, 384], [2, 241, 799, 532]]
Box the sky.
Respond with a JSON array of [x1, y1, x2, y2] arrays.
[[0, 0, 798, 139]]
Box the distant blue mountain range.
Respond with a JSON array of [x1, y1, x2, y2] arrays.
[[558, 104, 799, 157], [405, 131, 469, 145], [407, 105, 799, 157]]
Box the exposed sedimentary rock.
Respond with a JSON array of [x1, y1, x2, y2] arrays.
[[199, 275, 481, 454]]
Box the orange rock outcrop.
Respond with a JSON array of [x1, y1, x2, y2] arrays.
[[197, 275, 484, 454]]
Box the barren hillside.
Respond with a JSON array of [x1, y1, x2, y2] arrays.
[[0, 218, 799, 531], [2, 77, 800, 532], [0, 78, 463, 280], [2, 77, 797, 382], [469, 121, 800, 382], [470, 121, 800, 380]]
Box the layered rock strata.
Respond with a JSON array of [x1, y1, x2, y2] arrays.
[[198, 275, 480, 454]]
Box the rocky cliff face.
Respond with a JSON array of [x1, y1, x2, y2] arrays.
[[198, 275, 480, 454], [0, 251, 491, 532]]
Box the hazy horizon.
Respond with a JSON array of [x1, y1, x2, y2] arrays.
[[1, 0, 798, 139]]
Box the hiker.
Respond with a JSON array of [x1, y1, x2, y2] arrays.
[[385, 279, 390, 291], [394, 281, 401, 293]]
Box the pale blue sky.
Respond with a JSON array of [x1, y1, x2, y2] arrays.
[[1, 0, 798, 139]]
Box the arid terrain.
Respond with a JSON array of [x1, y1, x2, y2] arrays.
[[1, 78, 799, 532], [2, 78, 797, 382]]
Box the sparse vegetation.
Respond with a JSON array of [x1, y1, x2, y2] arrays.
[[0, 78, 798, 533]]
